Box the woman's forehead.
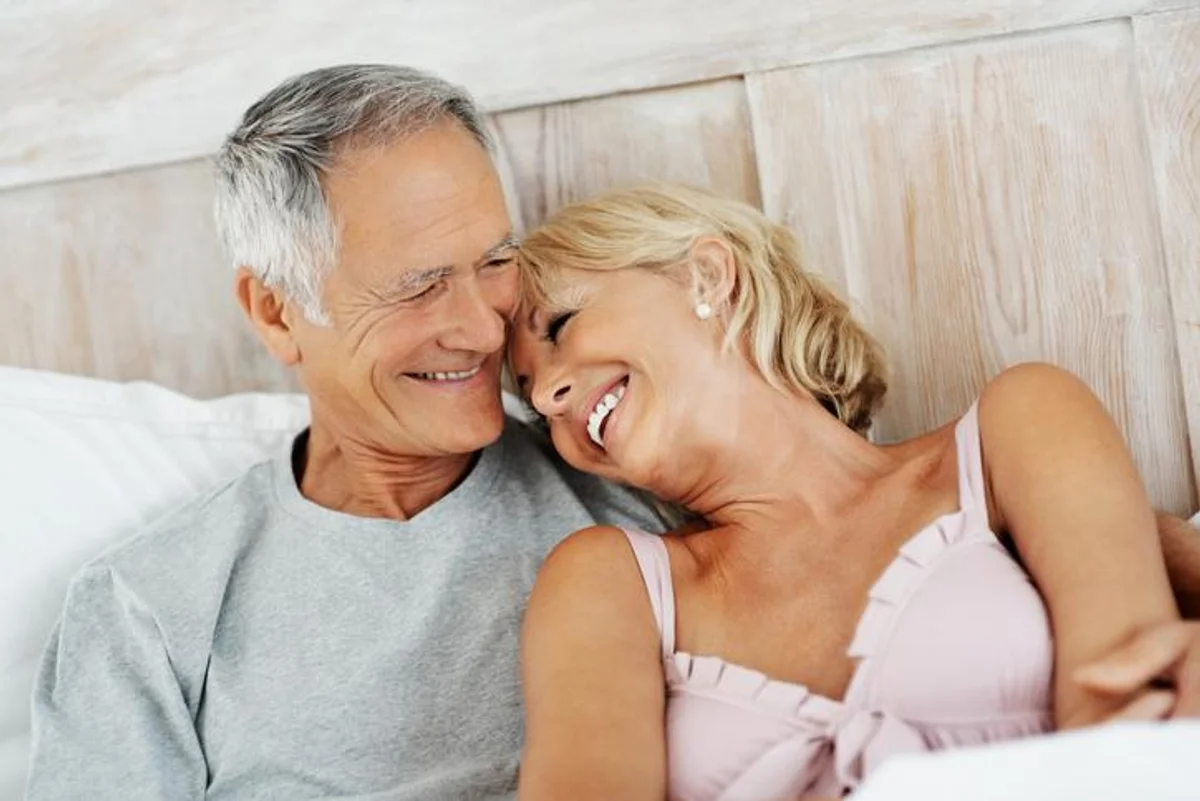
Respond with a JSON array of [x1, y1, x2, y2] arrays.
[[519, 267, 595, 316]]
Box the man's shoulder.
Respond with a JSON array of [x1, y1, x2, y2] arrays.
[[71, 457, 281, 656], [494, 417, 666, 534], [95, 456, 277, 579]]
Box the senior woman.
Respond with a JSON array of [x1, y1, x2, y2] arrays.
[[507, 183, 1199, 800]]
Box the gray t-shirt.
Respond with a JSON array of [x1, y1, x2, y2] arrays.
[[27, 418, 662, 800]]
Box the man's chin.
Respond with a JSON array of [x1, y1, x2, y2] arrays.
[[386, 373, 507, 453], [438, 402, 507, 455]]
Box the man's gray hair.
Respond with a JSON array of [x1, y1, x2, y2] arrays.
[[213, 64, 491, 324]]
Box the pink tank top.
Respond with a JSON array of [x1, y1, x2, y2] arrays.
[[621, 404, 1054, 799]]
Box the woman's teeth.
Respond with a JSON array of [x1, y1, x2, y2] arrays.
[[413, 367, 481, 381], [587, 381, 627, 448]]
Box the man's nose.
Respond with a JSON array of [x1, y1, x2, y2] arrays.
[[441, 280, 507, 353]]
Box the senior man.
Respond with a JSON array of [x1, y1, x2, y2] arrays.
[[26, 63, 1200, 800], [26, 64, 663, 800]]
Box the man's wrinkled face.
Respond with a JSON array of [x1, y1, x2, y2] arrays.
[[291, 122, 518, 458]]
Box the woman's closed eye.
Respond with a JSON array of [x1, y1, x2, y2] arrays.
[[544, 311, 575, 344]]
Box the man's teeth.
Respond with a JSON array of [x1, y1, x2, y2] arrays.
[[414, 366, 482, 381], [587, 382, 627, 448]]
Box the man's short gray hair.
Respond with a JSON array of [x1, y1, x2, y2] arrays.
[[213, 64, 491, 324]]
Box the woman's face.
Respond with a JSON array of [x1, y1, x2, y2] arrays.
[[508, 265, 739, 496]]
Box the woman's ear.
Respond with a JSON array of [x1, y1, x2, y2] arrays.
[[689, 237, 738, 312], [235, 267, 302, 366]]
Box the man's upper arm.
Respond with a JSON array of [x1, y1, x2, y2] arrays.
[[27, 564, 206, 800], [1157, 512, 1200, 618]]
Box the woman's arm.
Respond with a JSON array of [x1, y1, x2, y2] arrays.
[[979, 363, 1178, 729], [1075, 619, 1200, 719], [1071, 517, 1200, 720], [519, 526, 668, 801]]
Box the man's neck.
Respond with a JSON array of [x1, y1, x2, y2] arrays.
[[295, 427, 479, 521]]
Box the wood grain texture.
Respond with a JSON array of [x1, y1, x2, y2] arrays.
[[5, 0, 1200, 189], [490, 79, 761, 233], [0, 160, 298, 397], [747, 70, 851, 299], [1135, 8, 1200, 507], [748, 21, 1195, 512]]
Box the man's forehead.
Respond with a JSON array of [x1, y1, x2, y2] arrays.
[[327, 126, 511, 259], [327, 122, 500, 206], [344, 196, 510, 257]]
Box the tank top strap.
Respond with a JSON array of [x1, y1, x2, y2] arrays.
[[619, 528, 677, 657], [953, 402, 992, 530]]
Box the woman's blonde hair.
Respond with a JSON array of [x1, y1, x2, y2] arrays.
[[517, 183, 888, 434]]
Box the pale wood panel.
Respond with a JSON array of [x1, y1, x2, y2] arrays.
[[0, 161, 298, 397], [490, 79, 761, 233], [747, 71, 851, 299], [748, 21, 1195, 512], [5, 0, 1200, 189], [1135, 8, 1200, 505]]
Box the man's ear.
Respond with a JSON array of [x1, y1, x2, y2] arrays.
[[689, 237, 738, 312], [235, 267, 302, 366]]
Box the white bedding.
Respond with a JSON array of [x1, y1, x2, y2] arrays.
[[854, 721, 1200, 800]]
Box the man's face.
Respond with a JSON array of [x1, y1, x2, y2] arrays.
[[291, 121, 518, 458]]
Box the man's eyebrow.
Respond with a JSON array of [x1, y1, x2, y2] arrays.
[[478, 233, 519, 264], [375, 233, 517, 299], [376, 265, 455, 299]]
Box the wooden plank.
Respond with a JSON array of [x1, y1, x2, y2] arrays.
[[0, 161, 298, 397], [747, 70, 851, 298], [490, 79, 761, 233], [5, 0, 1200, 189], [1135, 7, 1200, 505], [747, 21, 1195, 512]]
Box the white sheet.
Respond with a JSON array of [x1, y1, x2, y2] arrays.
[[854, 721, 1200, 800]]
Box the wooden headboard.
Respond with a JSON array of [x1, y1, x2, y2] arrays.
[[2, 0, 1197, 512]]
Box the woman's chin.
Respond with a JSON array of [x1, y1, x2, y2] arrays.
[[609, 455, 666, 497], [580, 448, 639, 489]]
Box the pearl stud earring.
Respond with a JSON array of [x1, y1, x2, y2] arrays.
[[695, 302, 713, 320]]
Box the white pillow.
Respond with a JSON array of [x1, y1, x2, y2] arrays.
[[0, 367, 310, 800]]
